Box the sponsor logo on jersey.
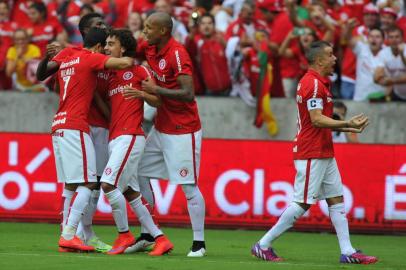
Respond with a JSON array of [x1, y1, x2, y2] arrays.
[[109, 83, 133, 97], [175, 50, 182, 72], [104, 167, 112, 175], [179, 168, 189, 177], [123, 71, 133, 80], [151, 70, 166, 82], [159, 59, 166, 70], [60, 57, 80, 69]]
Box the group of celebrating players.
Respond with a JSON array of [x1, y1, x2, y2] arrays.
[[36, 8, 378, 264], [37, 11, 206, 257]]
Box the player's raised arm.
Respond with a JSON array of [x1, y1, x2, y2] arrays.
[[36, 43, 61, 81]]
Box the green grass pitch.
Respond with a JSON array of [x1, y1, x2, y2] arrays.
[[0, 222, 405, 270]]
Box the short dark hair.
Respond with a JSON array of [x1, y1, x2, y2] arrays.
[[368, 27, 385, 38], [83, 27, 107, 48], [198, 13, 215, 25], [387, 25, 404, 36], [79, 13, 103, 38], [305, 41, 332, 65], [108, 28, 137, 57], [29, 1, 47, 20]]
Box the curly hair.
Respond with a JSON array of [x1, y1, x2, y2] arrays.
[[108, 28, 137, 57]]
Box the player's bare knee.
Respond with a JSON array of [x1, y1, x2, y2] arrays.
[[101, 182, 115, 193], [84, 182, 98, 190], [123, 187, 140, 201], [326, 196, 344, 206], [64, 183, 77, 191], [295, 202, 311, 211]]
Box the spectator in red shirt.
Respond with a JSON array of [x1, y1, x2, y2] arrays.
[[287, 0, 335, 43], [225, 2, 267, 45], [186, 13, 231, 95], [0, 1, 16, 90], [279, 27, 318, 80], [285, 0, 335, 97], [26, 1, 68, 55], [10, 0, 32, 27]]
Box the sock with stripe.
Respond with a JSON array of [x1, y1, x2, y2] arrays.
[[329, 203, 356, 255], [129, 195, 162, 238], [105, 188, 129, 233], [62, 186, 91, 240], [259, 202, 306, 249]]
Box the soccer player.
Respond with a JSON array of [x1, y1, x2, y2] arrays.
[[125, 12, 206, 257], [251, 41, 378, 264], [37, 13, 112, 252], [101, 28, 173, 256], [50, 27, 133, 252]]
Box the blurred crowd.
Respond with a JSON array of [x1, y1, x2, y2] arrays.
[[1, 0, 406, 102]]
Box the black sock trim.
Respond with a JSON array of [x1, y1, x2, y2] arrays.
[[191, 240, 205, 251]]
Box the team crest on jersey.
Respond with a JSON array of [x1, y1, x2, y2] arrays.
[[123, 71, 133, 80], [45, 25, 53, 32], [104, 167, 112, 175], [179, 168, 189, 177], [159, 59, 166, 70]]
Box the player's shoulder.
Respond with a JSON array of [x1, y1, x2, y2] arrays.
[[298, 71, 317, 87], [133, 64, 152, 79]]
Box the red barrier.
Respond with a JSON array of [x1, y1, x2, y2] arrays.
[[1, 133, 406, 232]]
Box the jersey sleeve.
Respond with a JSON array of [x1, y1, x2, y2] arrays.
[[301, 78, 326, 111], [169, 47, 193, 78], [88, 52, 110, 70]]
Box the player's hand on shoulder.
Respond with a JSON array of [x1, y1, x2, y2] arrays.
[[347, 113, 369, 129]]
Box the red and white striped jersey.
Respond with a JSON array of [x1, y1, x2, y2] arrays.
[[293, 69, 334, 160]]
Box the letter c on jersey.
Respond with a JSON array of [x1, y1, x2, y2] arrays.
[[310, 100, 316, 108], [214, 169, 250, 215]]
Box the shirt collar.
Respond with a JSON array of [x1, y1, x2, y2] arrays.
[[156, 37, 175, 57], [308, 68, 330, 86]]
